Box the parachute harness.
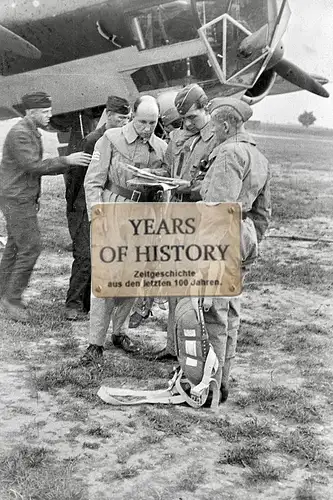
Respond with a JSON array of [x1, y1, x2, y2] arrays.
[[97, 297, 219, 409]]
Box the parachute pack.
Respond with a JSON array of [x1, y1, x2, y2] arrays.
[[97, 297, 220, 409]]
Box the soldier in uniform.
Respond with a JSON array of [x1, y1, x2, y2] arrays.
[[64, 96, 131, 320], [0, 92, 92, 322], [160, 107, 183, 140], [82, 95, 167, 365], [200, 97, 271, 403], [128, 103, 182, 329], [154, 83, 217, 361]]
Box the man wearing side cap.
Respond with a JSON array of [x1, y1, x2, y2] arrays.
[[200, 97, 271, 404], [160, 107, 183, 142], [0, 92, 92, 322], [64, 96, 131, 321], [154, 83, 217, 361], [166, 83, 216, 196]]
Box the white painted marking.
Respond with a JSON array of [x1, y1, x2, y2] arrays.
[[185, 340, 197, 357], [184, 328, 196, 337], [186, 357, 197, 367]]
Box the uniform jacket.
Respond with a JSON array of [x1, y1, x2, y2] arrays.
[[200, 132, 271, 244], [0, 116, 68, 201], [163, 120, 216, 200], [65, 125, 106, 214], [84, 121, 167, 218]]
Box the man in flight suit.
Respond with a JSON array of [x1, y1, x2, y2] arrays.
[[0, 92, 92, 322], [128, 104, 182, 330], [64, 96, 131, 320], [82, 95, 167, 365], [155, 83, 217, 361], [200, 97, 271, 404]]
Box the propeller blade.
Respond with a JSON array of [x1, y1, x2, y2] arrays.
[[274, 58, 329, 98], [238, 24, 269, 58], [0, 24, 41, 59]]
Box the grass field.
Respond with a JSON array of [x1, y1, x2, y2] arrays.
[[0, 124, 333, 500]]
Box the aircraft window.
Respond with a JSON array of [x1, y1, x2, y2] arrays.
[[194, 0, 268, 31], [127, 1, 198, 50], [194, 0, 290, 47], [196, 0, 290, 88], [132, 54, 216, 92]]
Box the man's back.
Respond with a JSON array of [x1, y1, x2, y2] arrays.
[[0, 117, 42, 200], [201, 132, 271, 242]]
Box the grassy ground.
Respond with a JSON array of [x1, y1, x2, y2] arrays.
[[0, 126, 333, 499]]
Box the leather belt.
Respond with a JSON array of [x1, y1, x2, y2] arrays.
[[110, 184, 149, 202]]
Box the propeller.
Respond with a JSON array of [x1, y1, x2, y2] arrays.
[[0, 24, 41, 59], [236, 30, 329, 98], [238, 24, 269, 58], [273, 58, 329, 98]]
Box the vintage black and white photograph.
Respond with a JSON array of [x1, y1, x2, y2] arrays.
[[0, 1, 332, 499]]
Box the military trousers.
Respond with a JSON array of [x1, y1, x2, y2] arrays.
[[0, 197, 42, 303], [204, 296, 241, 390], [65, 206, 91, 312], [89, 295, 136, 346]]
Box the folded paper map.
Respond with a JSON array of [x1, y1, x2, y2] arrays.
[[125, 163, 190, 188]]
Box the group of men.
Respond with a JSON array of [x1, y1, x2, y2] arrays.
[[0, 84, 271, 405]]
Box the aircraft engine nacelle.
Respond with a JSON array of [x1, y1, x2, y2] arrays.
[[242, 69, 277, 105]]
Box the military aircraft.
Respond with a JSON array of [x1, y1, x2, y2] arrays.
[[0, 0, 329, 145]]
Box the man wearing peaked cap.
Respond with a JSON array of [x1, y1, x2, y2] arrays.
[[199, 96, 271, 406], [64, 95, 131, 321], [0, 92, 92, 323]]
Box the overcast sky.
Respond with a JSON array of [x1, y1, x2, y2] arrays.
[[254, 0, 333, 127]]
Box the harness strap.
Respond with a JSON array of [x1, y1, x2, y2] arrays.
[[97, 385, 185, 406], [191, 346, 218, 397]]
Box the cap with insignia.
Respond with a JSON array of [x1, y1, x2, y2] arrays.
[[208, 97, 253, 122], [106, 95, 130, 114], [21, 92, 52, 109], [161, 107, 180, 127], [174, 84, 207, 115]]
